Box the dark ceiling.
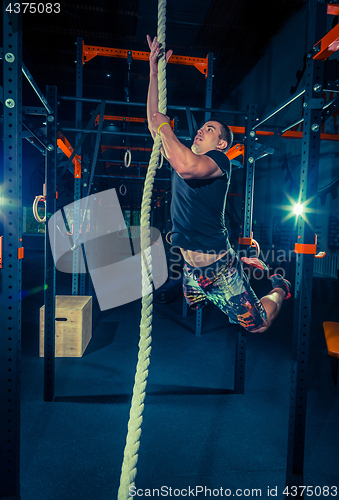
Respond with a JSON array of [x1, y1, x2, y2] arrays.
[[18, 0, 306, 125]]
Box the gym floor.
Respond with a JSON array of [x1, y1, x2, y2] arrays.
[[21, 248, 339, 499]]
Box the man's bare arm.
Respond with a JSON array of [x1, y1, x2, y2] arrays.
[[151, 113, 222, 180], [146, 35, 172, 144]]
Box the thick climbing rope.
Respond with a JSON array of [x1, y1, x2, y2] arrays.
[[117, 1, 167, 499]]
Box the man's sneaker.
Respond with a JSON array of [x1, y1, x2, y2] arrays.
[[269, 274, 291, 299], [241, 256, 268, 271]]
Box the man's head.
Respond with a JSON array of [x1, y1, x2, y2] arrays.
[[191, 119, 233, 155]]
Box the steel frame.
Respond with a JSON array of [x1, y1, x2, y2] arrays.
[[1, 4, 337, 495], [286, 1, 327, 494], [1, 5, 23, 498], [234, 103, 259, 394], [205, 53, 214, 122], [63, 38, 218, 307], [71, 38, 85, 297], [81, 154, 91, 296], [43, 86, 58, 402]]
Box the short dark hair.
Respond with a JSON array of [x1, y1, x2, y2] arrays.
[[209, 117, 233, 153]]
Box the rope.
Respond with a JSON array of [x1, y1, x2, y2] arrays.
[[117, 1, 167, 499]]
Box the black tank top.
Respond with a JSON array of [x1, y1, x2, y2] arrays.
[[170, 150, 232, 254]]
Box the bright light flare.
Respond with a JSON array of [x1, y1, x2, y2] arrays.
[[278, 191, 318, 232], [293, 202, 303, 216]]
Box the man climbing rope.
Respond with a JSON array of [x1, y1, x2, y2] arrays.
[[146, 35, 291, 333]]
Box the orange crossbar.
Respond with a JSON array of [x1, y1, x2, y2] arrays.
[[57, 133, 82, 178], [101, 145, 153, 153], [96, 116, 147, 126], [95, 115, 174, 129], [82, 42, 208, 76], [313, 22, 339, 60], [323, 322, 339, 358]]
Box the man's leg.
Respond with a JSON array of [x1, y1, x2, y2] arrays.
[[250, 274, 291, 333], [251, 288, 285, 333], [182, 263, 208, 310]]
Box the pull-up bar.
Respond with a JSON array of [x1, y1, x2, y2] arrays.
[[252, 88, 305, 130], [22, 62, 53, 115], [59, 95, 247, 115], [281, 94, 339, 137]]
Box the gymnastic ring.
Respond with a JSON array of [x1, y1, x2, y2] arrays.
[[124, 150, 132, 168], [165, 231, 172, 244], [251, 238, 260, 259], [157, 153, 164, 169], [119, 184, 127, 196], [33, 195, 46, 223]]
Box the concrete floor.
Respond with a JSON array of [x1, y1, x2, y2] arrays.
[[19, 249, 339, 499]]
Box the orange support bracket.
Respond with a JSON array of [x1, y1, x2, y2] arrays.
[[57, 132, 82, 178], [313, 22, 339, 60], [226, 143, 245, 162], [294, 234, 326, 258], [82, 42, 209, 77], [0, 235, 25, 265], [327, 3, 339, 16], [18, 238, 24, 260], [238, 232, 253, 246], [323, 321, 339, 358], [40, 183, 57, 201]]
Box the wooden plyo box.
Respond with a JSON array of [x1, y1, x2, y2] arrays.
[[40, 295, 92, 357]]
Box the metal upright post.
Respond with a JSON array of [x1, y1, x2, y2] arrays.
[[0, 5, 22, 498], [80, 153, 90, 296], [234, 103, 257, 394], [243, 104, 257, 238], [204, 53, 214, 123], [72, 37, 84, 296], [234, 326, 246, 394], [44, 86, 58, 402], [285, 1, 327, 493]]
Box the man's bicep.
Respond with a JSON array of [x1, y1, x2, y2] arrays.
[[188, 155, 223, 179]]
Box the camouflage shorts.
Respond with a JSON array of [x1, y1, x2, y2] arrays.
[[183, 248, 267, 331]]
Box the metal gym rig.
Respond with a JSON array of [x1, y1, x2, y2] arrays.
[[1, 0, 339, 498]]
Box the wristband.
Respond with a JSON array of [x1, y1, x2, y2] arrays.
[[158, 122, 170, 135]]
